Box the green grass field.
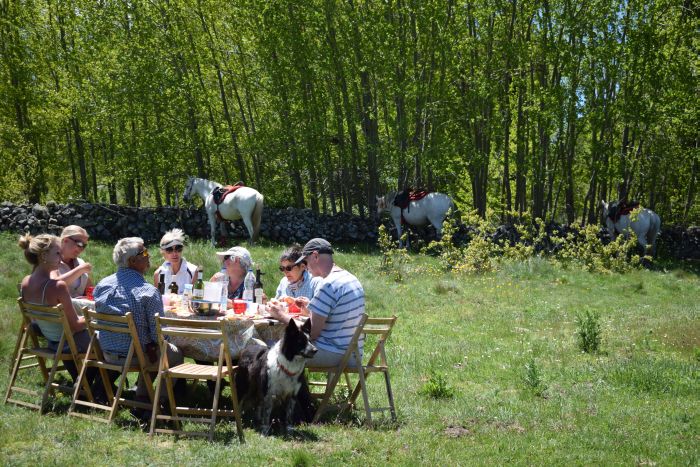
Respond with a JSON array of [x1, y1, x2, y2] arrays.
[[0, 232, 698, 465]]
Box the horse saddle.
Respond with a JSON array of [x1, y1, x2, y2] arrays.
[[394, 189, 430, 225], [607, 199, 639, 222], [393, 189, 429, 210], [211, 182, 244, 206]]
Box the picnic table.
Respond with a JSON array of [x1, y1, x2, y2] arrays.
[[163, 308, 289, 361]]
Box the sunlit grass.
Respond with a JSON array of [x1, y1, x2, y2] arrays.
[[0, 231, 698, 464]]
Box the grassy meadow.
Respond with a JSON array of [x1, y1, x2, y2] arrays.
[[0, 231, 698, 465]]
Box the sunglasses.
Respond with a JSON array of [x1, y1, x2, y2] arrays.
[[164, 245, 183, 253], [135, 248, 149, 258], [279, 264, 299, 272], [69, 237, 88, 248]]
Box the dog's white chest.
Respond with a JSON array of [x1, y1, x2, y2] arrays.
[[265, 348, 303, 400]]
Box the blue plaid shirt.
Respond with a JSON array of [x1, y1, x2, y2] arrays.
[[94, 267, 163, 356]]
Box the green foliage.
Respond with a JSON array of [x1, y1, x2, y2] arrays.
[[0, 0, 697, 226], [377, 225, 410, 282], [555, 225, 642, 273], [576, 309, 602, 354], [419, 371, 455, 399], [523, 358, 547, 397]]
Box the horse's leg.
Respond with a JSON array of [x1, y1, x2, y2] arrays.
[[219, 220, 229, 245], [242, 215, 255, 246], [209, 215, 218, 247]]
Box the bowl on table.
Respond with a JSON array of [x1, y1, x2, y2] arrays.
[[191, 300, 219, 316]]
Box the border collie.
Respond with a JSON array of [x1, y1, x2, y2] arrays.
[[236, 319, 317, 434]]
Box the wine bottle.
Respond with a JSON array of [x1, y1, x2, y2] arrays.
[[254, 269, 264, 304], [158, 273, 166, 295], [193, 270, 204, 300], [168, 281, 179, 295]]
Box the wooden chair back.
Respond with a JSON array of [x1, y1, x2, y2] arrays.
[[5, 299, 88, 412], [68, 309, 155, 422], [149, 316, 244, 443], [307, 313, 398, 425]]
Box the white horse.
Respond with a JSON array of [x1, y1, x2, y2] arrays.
[[183, 176, 264, 246], [377, 191, 454, 247], [601, 200, 661, 256]]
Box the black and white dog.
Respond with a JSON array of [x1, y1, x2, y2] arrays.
[[236, 318, 317, 434]]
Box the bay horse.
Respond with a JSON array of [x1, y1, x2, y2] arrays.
[[601, 200, 661, 256], [183, 176, 264, 246], [377, 191, 454, 248]]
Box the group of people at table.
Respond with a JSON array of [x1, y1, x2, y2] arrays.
[[18, 226, 365, 407]]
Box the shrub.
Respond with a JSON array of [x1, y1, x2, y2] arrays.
[[377, 224, 410, 282], [555, 224, 641, 273], [576, 309, 602, 353], [420, 371, 455, 399], [523, 357, 547, 396]]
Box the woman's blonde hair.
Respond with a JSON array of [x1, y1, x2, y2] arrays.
[[60, 225, 89, 239], [18, 233, 59, 266], [160, 228, 186, 249]]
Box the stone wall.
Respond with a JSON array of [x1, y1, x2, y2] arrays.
[[0, 201, 379, 245], [1, 201, 697, 260]]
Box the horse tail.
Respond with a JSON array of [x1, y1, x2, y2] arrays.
[[252, 192, 264, 241]]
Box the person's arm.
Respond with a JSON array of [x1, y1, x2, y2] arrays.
[[153, 269, 160, 288], [309, 312, 327, 341], [52, 262, 92, 289], [55, 281, 86, 332]]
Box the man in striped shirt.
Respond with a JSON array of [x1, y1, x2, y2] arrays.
[[269, 238, 365, 367]]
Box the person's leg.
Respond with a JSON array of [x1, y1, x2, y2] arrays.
[[306, 348, 358, 368]]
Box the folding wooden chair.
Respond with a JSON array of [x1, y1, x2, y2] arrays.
[[5, 298, 93, 413], [149, 316, 244, 443], [68, 309, 155, 423], [306, 313, 398, 426]]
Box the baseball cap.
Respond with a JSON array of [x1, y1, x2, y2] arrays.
[[215, 246, 253, 268], [294, 238, 334, 265]]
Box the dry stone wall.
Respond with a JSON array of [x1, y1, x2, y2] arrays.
[[0, 201, 697, 260], [0, 201, 379, 245]]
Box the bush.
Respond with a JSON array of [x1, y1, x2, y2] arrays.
[[576, 309, 602, 353], [523, 357, 547, 396], [420, 371, 455, 399], [377, 225, 410, 282]]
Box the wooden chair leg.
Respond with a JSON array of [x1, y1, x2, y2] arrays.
[[384, 370, 397, 421], [313, 370, 343, 423], [227, 369, 244, 443], [149, 358, 166, 436], [4, 331, 29, 404]]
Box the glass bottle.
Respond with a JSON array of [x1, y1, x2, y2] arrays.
[[254, 269, 264, 304], [158, 273, 166, 295], [193, 270, 204, 300], [168, 281, 179, 295]]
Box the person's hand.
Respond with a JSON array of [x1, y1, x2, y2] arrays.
[[294, 296, 310, 309], [76, 262, 93, 275], [145, 343, 158, 364], [266, 299, 289, 324]]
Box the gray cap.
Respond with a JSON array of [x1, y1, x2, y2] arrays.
[[294, 238, 334, 265], [215, 246, 253, 269]]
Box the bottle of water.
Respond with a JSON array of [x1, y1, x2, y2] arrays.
[[219, 266, 229, 310], [243, 267, 255, 302], [182, 283, 193, 311], [162, 261, 172, 292]]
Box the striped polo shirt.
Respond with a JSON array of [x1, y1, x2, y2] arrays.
[[308, 265, 365, 355]]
